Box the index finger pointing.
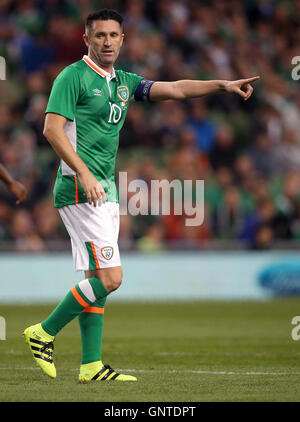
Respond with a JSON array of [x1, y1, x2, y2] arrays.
[[244, 76, 260, 84]]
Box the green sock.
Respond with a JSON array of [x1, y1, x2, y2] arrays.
[[42, 277, 108, 337], [78, 296, 107, 364]]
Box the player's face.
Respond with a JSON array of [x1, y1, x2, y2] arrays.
[[84, 19, 124, 70]]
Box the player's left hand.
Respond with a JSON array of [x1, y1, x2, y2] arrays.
[[8, 180, 27, 205], [224, 76, 260, 101]]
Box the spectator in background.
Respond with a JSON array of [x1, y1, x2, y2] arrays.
[[240, 197, 292, 248], [274, 129, 300, 173], [48, 14, 86, 66], [185, 100, 217, 153], [234, 154, 255, 183], [14, 0, 45, 37], [212, 185, 244, 239], [155, 101, 187, 149], [0, 0, 15, 42], [252, 223, 274, 250], [24, 94, 49, 147], [121, 103, 153, 148], [274, 169, 300, 224], [32, 198, 62, 242], [248, 130, 278, 178], [18, 31, 55, 74], [10, 209, 45, 252], [118, 214, 135, 251], [209, 124, 237, 170], [137, 221, 165, 252]]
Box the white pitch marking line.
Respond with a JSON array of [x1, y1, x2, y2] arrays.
[[118, 369, 300, 376], [0, 368, 299, 376], [0, 367, 40, 370]]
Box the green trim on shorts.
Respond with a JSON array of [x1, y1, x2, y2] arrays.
[[85, 241, 100, 270]]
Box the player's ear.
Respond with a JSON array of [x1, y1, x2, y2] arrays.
[[83, 32, 89, 48]]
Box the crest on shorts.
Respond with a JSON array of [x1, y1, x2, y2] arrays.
[[117, 85, 129, 103], [101, 246, 114, 260]]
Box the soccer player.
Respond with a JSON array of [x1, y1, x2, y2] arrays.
[[0, 163, 27, 205], [24, 9, 259, 382]]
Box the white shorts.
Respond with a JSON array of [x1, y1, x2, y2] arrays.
[[59, 202, 121, 272]]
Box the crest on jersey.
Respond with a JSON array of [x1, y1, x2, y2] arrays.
[[101, 246, 114, 260], [117, 85, 129, 103]]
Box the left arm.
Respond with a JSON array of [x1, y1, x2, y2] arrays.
[[0, 164, 27, 205], [149, 76, 260, 102]]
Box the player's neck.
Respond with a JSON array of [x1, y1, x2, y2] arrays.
[[88, 53, 114, 76]]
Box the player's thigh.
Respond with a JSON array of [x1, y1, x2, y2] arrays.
[[85, 266, 123, 292], [59, 202, 121, 272]]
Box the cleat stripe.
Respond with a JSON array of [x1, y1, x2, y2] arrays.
[[106, 371, 119, 381], [29, 338, 51, 347], [101, 369, 115, 380], [31, 346, 52, 357], [98, 369, 110, 380], [89, 364, 124, 381], [92, 366, 109, 380], [33, 353, 53, 364]]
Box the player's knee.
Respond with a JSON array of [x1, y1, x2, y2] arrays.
[[106, 274, 122, 292], [96, 268, 123, 293], [108, 276, 122, 292]]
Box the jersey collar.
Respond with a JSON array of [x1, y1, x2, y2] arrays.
[[82, 55, 116, 79]]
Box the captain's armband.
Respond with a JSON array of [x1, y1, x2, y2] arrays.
[[134, 79, 156, 102]]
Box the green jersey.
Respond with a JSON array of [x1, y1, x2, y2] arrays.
[[45, 55, 143, 208]]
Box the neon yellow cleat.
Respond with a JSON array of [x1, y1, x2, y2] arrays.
[[79, 361, 137, 383], [23, 323, 56, 379]]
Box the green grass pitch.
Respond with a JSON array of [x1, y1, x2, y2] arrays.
[[0, 300, 300, 402]]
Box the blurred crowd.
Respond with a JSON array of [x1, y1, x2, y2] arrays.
[[0, 0, 300, 252]]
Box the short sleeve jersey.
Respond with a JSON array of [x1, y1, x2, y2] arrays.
[[45, 55, 143, 208]]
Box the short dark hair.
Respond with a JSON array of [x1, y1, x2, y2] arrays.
[[85, 9, 123, 34]]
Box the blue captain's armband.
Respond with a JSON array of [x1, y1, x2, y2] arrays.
[[134, 79, 155, 102]]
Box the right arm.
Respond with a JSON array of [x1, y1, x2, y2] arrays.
[[43, 113, 106, 206]]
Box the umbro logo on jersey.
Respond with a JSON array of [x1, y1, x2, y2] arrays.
[[92, 88, 102, 96]]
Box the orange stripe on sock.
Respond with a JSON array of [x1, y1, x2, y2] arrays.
[[83, 307, 104, 314], [74, 175, 79, 204], [90, 241, 100, 270], [71, 286, 89, 308]]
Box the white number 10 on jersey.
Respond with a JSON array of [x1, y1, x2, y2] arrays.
[[108, 102, 122, 124]]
